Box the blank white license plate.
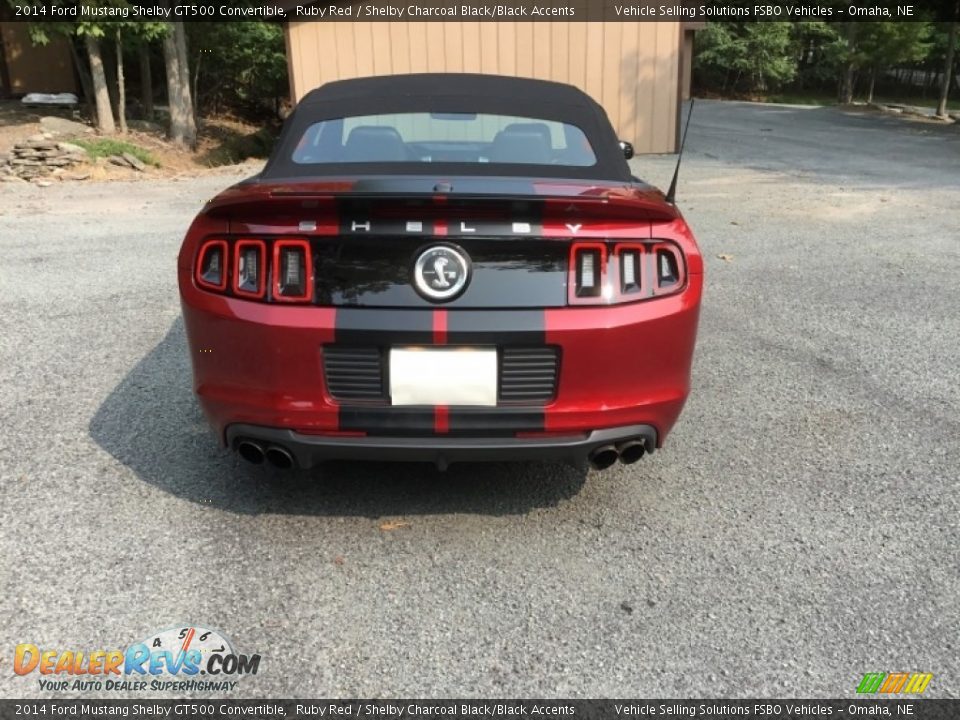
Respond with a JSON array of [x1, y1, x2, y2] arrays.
[[390, 347, 497, 406]]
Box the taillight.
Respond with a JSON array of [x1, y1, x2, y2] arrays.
[[195, 239, 228, 291], [615, 243, 645, 297], [272, 238, 313, 302], [568, 241, 685, 305], [233, 239, 266, 299], [193, 237, 314, 302], [568, 243, 607, 304], [652, 242, 685, 294]]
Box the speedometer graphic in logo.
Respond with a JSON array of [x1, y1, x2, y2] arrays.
[[127, 625, 235, 676]]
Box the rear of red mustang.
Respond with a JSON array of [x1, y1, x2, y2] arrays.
[[177, 74, 702, 470]]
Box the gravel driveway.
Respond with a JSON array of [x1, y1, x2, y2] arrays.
[[1, 100, 958, 698]]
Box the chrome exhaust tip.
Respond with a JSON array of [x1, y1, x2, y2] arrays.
[[617, 439, 647, 465], [237, 439, 265, 465], [588, 444, 620, 471], [265, 445, 295, 470]]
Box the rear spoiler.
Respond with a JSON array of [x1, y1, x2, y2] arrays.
[[204, 177, 681, 223]]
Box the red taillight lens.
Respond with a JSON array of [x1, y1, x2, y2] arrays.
[[614, 243, 645, 297], [568, 241, 685, 305], [568, 242, 607, 304], [233, 239, 266, 299], [652, 242, 685, 294], [195, 239, 228, 291], [272, 238, 313, 302]]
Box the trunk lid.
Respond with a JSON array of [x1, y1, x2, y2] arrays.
[[208, 176, 675, 309]]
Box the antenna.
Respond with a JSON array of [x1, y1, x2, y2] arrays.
[[665, 98, 695, 205]]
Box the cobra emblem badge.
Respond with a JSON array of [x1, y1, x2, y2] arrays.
[[432, 257, 451, 288], [413, 245, 471, 302]]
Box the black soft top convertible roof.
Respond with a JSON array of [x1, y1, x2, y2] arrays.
[[261, 73, 632, 182]]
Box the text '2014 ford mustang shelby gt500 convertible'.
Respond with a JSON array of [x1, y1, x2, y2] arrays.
[[178, 73, 703, 470]]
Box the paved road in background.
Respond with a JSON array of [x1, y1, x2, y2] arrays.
[[1, 101, 958, 697]]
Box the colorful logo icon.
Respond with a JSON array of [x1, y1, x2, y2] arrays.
[[856, 672, 933, 694]]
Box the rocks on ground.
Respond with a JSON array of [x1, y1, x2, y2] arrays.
[[0, 134, 90, 182], [1, 130, 149, 185], [107, 153, 147, 172], [38, 115, 94, 136]]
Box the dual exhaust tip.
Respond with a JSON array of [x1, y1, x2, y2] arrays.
[[238, 437, 645, 471], [237, 439, 295, 470], [588, 439, 647, 470]]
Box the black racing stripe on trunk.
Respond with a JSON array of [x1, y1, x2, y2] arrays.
[[339, 407, 436, 435], [446, 309, 545, 345], [334, 307, 433, 345], [448, 409, 545, 435]]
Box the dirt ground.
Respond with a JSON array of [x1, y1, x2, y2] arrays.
[[0, 100, 274, 181]]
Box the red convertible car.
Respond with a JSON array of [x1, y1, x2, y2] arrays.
[[178, 74, 702, 470]]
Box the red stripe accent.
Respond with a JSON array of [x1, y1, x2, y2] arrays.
[[180, 628, 196, 653], [433, 309, 448, 345], [435, 406, 449, 434], [433, 309, 449, 433]]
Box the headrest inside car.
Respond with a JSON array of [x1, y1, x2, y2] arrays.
[[343, 126, 408, 162], [503, 122, 553, 146], [489, 130, 552, 164]]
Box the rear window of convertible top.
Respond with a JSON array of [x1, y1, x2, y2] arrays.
[[291, 112, 598, 168]]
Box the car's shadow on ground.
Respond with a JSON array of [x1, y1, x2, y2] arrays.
[[89, 318, 588, 517]]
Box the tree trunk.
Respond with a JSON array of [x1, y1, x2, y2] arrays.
[[68, 39, 95, 117], [162, 21, 197, 148], [102, 37, 120, 126], [839, 23, 857, 104], [936, 17, 958, 118], [192, 48, 202, 123], [867, 66, 877, 104], [116, 31, 127, 133], [85, 35, 115, 134], [139, 44, 154, 120], [174, 21, 197, 144]]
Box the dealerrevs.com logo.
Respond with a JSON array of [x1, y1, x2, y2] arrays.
[[14, 625, 261, 692]]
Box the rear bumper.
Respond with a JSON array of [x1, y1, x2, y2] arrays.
[[180, 262, 702, 451], [181, 296, 700, 440], [226, 423, 657, 469]]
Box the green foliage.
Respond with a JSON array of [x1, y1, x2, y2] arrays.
[[72, 138, 159, 166], [694, 20, 940, 101], [187, 22, 288, 118], [857, 22, 933, 69], [695, 22, 796, 93], [790, 21, 846, 88], [13, 1, 167, 44]]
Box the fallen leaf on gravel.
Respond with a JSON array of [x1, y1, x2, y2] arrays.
[[730, 220, 739, 225], [717, 253, 734, 262], [379, 520, 411, 531], [333, 556, 345, 565]]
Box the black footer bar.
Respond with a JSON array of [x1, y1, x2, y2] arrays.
[[2, 699, 959, 720]]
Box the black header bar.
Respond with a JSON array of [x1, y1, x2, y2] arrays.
[[3, 1, 954, 23]]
